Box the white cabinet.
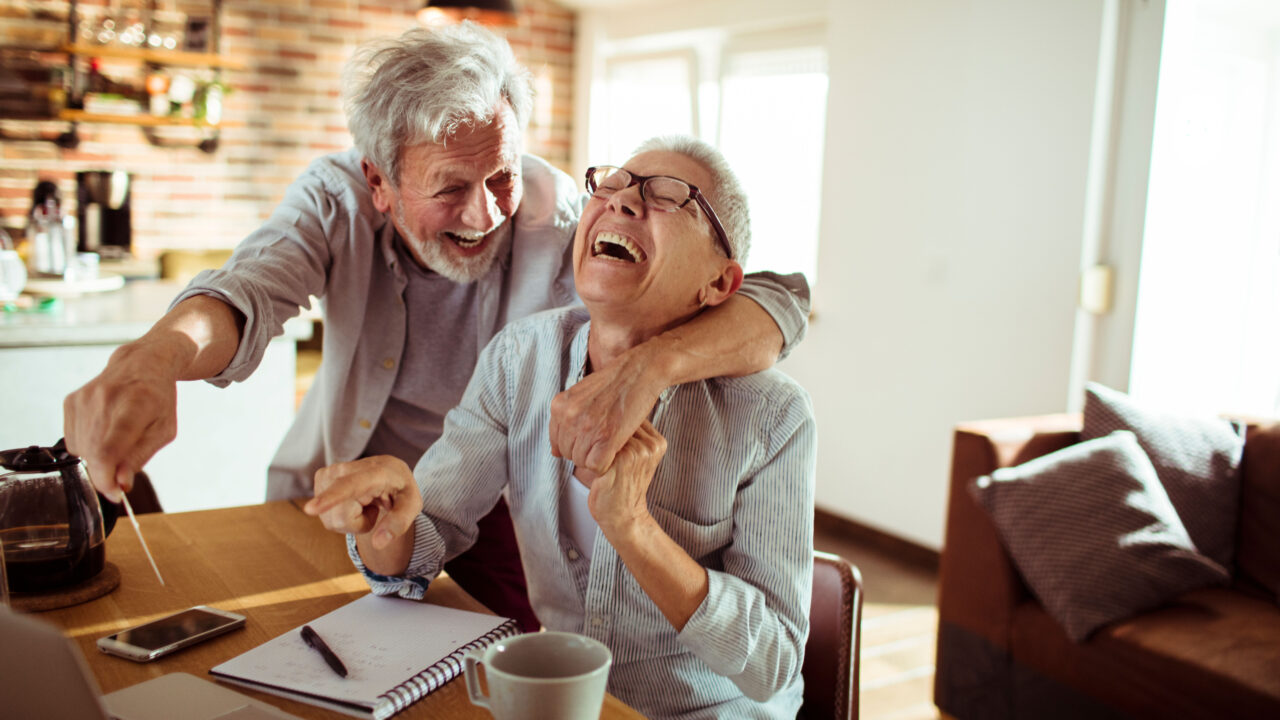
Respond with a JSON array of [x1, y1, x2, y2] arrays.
[[0, 281, 310, 512]]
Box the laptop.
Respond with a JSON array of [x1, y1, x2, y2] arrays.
[[0, 606, 301, 720]]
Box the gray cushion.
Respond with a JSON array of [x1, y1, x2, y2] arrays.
[[1082, 383, 1245, 568], [970, 431, 1230, 642]]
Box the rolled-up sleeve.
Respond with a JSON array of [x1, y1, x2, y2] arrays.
[[736, 271, 811, 360], [675, 385, 816, 701], [347, 329, 518, 597], [169, 171, 340, 386]]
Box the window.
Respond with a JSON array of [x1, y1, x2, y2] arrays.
[[718, 45, 827, 283], [1128, 0, 1280, 416], [601, 51, 697, 162], [590, 27, 828, 286]]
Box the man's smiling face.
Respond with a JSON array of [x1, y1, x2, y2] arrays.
[[366, 102, 523, 283]]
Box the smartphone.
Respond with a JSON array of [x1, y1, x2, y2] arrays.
[[97, 605, 246, 662]]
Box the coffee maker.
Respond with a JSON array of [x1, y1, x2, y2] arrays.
[[76, 171, 132, 259]]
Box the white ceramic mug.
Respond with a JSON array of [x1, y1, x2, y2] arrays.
[[465, 632, 612, 720]]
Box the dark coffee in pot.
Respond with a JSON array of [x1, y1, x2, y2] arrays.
[[0, 525, 106, 592]]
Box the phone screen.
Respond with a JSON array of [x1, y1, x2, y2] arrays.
[[109, 608, 240, 651]]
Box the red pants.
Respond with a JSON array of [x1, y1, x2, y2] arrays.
[[443, 496, 540, 632]]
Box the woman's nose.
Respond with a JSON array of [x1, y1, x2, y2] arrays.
[[605, 183, 644, 217]]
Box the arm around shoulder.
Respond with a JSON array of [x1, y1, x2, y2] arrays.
[[644, 269, 811, 387]]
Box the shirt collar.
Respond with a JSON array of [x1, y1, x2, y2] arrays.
[[567, 317, 592, 391], [377, 220, 400, 275]]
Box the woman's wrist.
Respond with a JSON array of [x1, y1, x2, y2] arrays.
[[599, 507, 658, 551]]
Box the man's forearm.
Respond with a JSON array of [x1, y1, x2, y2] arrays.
[[640, 294, 783, 386], [123, 295, 244, 381]]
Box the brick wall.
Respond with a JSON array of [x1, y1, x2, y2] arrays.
[[0, 0, 576, 258]]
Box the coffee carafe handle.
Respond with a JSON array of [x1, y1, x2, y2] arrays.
[[51, 437, 117, 538]]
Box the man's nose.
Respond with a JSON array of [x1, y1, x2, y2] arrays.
[[605, 183, 644, 218], [460, 185, 500, 230]]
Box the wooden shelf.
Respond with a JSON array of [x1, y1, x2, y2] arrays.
[[58, 109, 215, 127], [62, 43, 245, 70]]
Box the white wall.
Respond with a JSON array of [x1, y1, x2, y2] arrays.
[[783, 0, 1106, 548], [577, 0, 1111, 549]]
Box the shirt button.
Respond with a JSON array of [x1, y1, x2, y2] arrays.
[[590, 617, 602, 627], [358, 419, 372, 429], [382, 358, 395, 370], [567, 548, 579, 560]]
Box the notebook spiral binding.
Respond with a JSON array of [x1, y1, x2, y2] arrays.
[[376, 617, 522, 718]]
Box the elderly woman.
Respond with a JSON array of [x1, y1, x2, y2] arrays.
[[307, 136, 816, 719]]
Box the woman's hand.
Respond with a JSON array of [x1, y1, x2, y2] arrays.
[[305, 455, 422, 575], [582, 420, 666, 536]]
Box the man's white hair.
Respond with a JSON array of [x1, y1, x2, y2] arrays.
[[343, 22, 533, 187], [633, 135, 751, 263]]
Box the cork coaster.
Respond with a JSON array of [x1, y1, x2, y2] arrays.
[[9, 561, 121, 613]]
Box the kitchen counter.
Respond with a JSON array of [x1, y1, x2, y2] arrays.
[[0, 279, 311, 346], [0, 279, 315, 513]]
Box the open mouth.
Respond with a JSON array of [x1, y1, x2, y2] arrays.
[[443, 230, 485, 249], [591, 232, 645, 263]]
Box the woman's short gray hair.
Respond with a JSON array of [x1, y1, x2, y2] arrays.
[[343, 22, 533, 187], [633, 135, 751, 262]]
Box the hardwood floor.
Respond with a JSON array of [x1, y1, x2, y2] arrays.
[[814, 517, 942, 720]]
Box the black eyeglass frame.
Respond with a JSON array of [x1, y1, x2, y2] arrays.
[[584, 165, 734, 259]]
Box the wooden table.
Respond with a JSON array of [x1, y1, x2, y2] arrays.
[[38, 501, 644, 719]]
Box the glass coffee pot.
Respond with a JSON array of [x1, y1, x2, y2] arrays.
[[0, 440, 117, 593]]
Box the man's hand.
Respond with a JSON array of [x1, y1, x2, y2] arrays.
[[63, 295, 244, 501], [305, 455, 422, 550], [550, 344, 666, 475], [582, 420, 667, 536], [64, 344, 181, 502]]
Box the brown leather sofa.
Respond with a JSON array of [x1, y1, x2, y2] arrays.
[[934, 414, 1280, 720]]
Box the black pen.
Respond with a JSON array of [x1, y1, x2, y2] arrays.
[[301, 624, 348, 678]]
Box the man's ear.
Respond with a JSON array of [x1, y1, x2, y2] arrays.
[[701, 260, 744, 308], [362, 159, 394, 214]]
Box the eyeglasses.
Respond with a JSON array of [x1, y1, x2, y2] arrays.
[[585, 165, 733, 259]]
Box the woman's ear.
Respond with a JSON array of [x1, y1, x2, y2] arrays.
[[362, 159, 394, 214], [701, 260, 744, 308]]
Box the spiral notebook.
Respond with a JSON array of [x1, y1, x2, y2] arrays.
[[210, 594, 519, 719]]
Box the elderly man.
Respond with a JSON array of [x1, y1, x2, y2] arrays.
[[62, 24, 807, 633], [307, 136, 815, 719]]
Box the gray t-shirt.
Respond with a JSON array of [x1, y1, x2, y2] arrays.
[[362, 234, 484, 466]]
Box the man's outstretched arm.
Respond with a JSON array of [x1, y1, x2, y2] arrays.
[[64, 295, 244, 500]]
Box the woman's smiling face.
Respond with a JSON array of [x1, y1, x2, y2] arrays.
[[573, 150, 733, 330]]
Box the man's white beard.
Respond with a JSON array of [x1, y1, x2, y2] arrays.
[[395, 200, 511, 284]]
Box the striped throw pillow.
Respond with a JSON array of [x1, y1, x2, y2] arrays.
[[970, 430, 1229, 641], [1082, 383, 1245, 568]]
